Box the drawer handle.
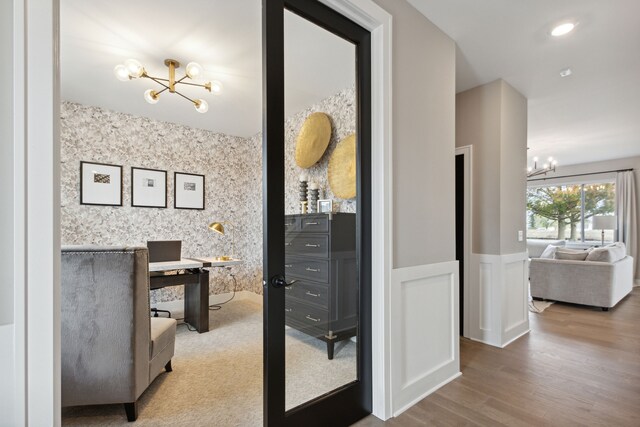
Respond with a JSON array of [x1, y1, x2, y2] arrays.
[[306, 267, 320, 272], [305, 222, 319, 225], [305, 315, 321, 322], [285, 264, 293, 268], [285, 286, 292, 291], [306, 291, 320, 297], [285, 308, 292, 312], [285, 242, 292, 246], [305, 243, 321, 248]]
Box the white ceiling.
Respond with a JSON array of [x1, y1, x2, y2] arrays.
[[407, 0, 640, 167], [61, 0, 355, 138]]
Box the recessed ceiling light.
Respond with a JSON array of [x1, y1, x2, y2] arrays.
[[551, 22, 576, 37], [560, 68, 572, 77]]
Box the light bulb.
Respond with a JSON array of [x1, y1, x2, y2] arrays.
[[552, 160, 558, 165], [543, 163, 549, 169], [527, 167, 533, 172], [125, 59, 144, 78], [185, 62, 203, 79], [144, 89, 159, 104], [547, 157, 553, 162], [551, 22, 575, 37], [114, 64, 130, 81], [211, 80, 223, 95], [533, 156, 539, 162], [194, 99, 208, 113]]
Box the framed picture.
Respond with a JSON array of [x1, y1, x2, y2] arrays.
[[80, 161, 123, 206], [317, 199, 333, 213], [174, 172, 205, 210], [131, 167, 167, 208]]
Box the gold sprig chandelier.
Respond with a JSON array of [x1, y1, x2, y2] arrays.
[[114, 59, 222, 113]]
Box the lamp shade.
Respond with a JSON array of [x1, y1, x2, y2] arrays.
[[208, 222, 225, 234], [592, 215, 617, 230]]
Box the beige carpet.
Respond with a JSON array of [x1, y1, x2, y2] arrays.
[[61, 299, 357, 426]]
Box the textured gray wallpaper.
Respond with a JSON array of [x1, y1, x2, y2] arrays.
[[61, 86, 355, 302]]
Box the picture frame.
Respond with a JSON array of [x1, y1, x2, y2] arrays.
[[80, 161, 123, 206], [174, 172, 205, 210], [317, 199, 333, 213], [131, 167, 167, 208]]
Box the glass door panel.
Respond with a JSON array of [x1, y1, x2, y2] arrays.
[[283, 9, 358, 410]]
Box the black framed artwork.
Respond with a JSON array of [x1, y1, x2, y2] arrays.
[[131, 167, 167, 208], [80, 161, 123, 206], [174, 172, 205, 210]]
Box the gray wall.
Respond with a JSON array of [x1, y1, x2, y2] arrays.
[[499, 82, 528, 254], [456, 80, 528, 255], [528, 155, 640, 280], [0, 0, 13, 326], [374, 0, 457, 269]]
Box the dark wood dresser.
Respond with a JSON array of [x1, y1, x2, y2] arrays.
[[284, 213, 357, 359]]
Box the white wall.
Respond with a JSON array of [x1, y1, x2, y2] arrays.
[[373, 0, 459, 417], [528, 155, 640, 281]]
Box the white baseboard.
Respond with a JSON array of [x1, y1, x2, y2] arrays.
[[153, 290, 262, 321], [500, 328, 531, 348]]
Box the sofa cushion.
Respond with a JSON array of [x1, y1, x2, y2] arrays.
[[555, 248, 590, 261], [586, 242, 627, 263], [150, 317, 177, 360]]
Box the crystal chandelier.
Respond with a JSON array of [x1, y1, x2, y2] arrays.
[[114, 59, 222, 113]]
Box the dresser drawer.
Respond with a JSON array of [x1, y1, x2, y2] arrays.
[[285, 216, 300, 233], [285, 234, 329, 258], [285, 300, 328, 332], [300, 215, 329, 233], [285, 281, 329, 309], [284, 258, 329, 283]]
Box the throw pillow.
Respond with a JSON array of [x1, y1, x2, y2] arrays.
[[555, 249, 590, 261], [540, 244, 561, 259], [586, 242, 627, 263]]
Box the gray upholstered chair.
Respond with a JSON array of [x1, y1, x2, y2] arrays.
[[61, 245, 177, 421]]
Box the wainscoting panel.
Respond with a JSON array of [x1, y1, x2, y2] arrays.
[[390, 261, 460, 416], [469, 253, 529, 348]]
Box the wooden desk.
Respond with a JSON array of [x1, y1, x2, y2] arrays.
[[149, 258, 242, 333]]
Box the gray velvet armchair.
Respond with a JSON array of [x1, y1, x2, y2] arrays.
[[61, 245, 176, 421]]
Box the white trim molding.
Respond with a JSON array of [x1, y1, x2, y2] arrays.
[[390, 261, 460, 417], [468, 252, 530, 348], [322, 0, 394, 419]]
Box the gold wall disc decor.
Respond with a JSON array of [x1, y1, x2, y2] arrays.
[[328, 133, 356, 199], [295, 112, 332, 168]]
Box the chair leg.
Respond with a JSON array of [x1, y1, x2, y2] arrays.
[[124, 401, 138, 422], [165, 360, 173, 372], [602, 307, 609, 312]]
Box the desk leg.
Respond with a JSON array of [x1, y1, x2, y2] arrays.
[[185, 269, 210, 333]]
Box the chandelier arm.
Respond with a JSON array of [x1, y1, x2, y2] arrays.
[[174, 90, 197, 104], [155, 86, 170, 96], [177, 80, 209, 89], [146, 76, 171, 91]]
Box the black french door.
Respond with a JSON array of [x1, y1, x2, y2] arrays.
[[262, 0, 371, 425]]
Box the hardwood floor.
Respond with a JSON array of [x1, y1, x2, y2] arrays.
[[355, 288, 640, 427]]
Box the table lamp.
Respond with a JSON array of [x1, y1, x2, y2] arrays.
[[208, 221, 235, 261], [592, 215, 617, 246]]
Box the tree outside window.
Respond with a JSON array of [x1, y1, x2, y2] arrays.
[[526, 183, 615, 242]]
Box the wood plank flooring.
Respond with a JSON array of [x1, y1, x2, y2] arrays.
[[355, 288, 640, 427]]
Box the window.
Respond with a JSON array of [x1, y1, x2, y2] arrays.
[[527, 182, 616, 243]]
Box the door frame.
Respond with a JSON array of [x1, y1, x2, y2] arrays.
[[263, 0, 371, 424], [455, 146, 473, 339], [10, 0, 393, 423]]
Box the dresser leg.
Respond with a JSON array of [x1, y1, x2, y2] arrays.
[[327, 340, 335, 360]]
